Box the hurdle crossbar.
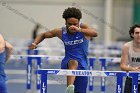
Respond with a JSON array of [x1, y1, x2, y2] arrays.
[[37, 69, 126, 77]]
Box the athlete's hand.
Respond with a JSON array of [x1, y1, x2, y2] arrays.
[[28, 43, 38, 50], [132, 66, 140, 72], [68, 25, 81, 32], [136, 66, 140, 71]]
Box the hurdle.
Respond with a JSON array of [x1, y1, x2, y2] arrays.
[[37, 69, 140, 93], [88, 57, 121, 92], [11, 55, 64, 92], [22, 50, 62, 92], [36, 69, 125, 93]]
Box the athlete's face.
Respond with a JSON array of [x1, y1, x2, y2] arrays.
[[132, 27, 140, 43], [65, 18, 80, 34]]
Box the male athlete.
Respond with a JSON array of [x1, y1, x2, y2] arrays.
[[29, 7, 98, 93], [120, 24, 140, 93]]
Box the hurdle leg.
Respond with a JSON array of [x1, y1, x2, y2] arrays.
[[27, 57, 32, 92], [116, 73, 124, 93], [31, 58, 40, 93], [129, 72, 138, 93], [36, 57, 41, 92], [99, 58, 106, 93], [40, 73, 47, 93], [88, 58, 96, 93]]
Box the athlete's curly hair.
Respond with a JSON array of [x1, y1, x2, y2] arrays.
[[62, 7, 82, 20], [129, 24, 140, 38]]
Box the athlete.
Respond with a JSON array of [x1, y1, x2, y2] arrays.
[[0, 34, 13, 93], [29, 7, 98, 93], [120, 24, 140, 93]]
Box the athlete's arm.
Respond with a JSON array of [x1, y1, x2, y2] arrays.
[[0, 34, 5, 52], [5, 41, 13, 61], [29, 28, 61, 50], [120, 43, 140, 72], [80, 23, 98, 38], [68, 23, 97, 40]]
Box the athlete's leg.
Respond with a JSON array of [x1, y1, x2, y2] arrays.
[[124, 77, 132, 93], [65, 60, 78, 93], [67, 60, 78, 86]]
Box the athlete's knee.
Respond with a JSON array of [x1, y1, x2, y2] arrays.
[[68, 60, 78, 69]]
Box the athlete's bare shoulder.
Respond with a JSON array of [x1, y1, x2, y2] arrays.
[[122, 41, 132, 52], [51, 28, 62, 39], [123, 41, 132, 48]]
